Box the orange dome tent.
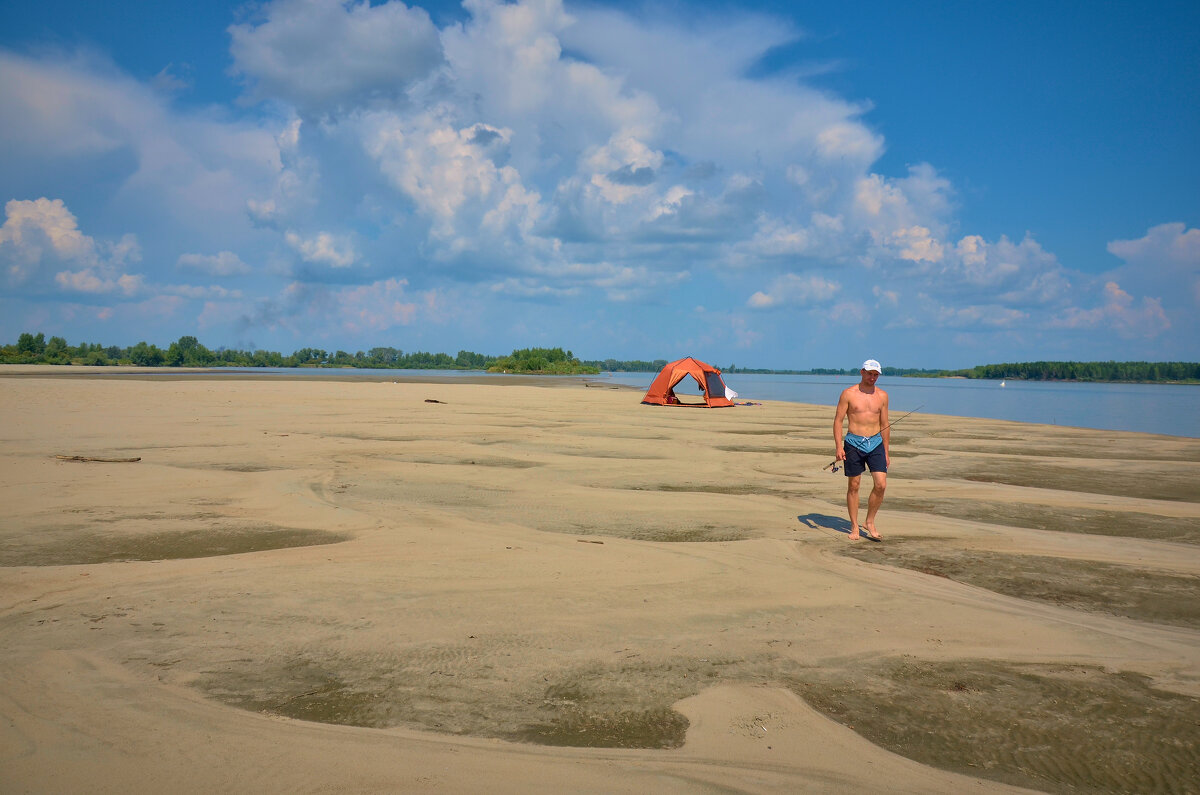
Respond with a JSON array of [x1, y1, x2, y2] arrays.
[[641, 357, 735, 408]]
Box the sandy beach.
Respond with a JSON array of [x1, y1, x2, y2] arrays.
[[2, 367, 1198, 793]]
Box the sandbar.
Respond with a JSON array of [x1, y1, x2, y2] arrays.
[[2, 367, 1198, 792]]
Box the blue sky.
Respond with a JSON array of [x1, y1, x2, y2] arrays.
[[1, 0, 1197, 369]]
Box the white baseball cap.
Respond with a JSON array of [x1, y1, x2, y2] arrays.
[[861, 359, 882, 372]]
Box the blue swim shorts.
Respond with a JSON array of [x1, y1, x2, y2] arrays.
[[844, 441, 887, 477]]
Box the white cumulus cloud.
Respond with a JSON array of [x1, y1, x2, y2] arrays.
[[284, 230, 358, 268], [229, 0, 444, 118], [1054, 281, 1170, 338], [1108, 222, 1200, 267], [748, 272, 840, 309], [363, 113, 540, 248], [1, 198, 146, 296], [1105, 222, 1200, 309], [1, 198, 97, 283], [55, 269, 143, 296]]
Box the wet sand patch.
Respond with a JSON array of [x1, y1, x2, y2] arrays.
[[917, 440, 1200, 463], [897, 457, 1200, 502], [0, 525, 349, 566], [345, 480, 511, 509], [194, 650, 734, 748], [888, 496, 1198, 543], [838, 540, 1200, 628], [564, 522, 750, 543], [192, 641, 1200, 792], [83, 510, 226, 524], [792, 658, 1200, 794], [513, 707, 688, 748], [513, 659, 731, 747], [961, 464, 1199, 502]]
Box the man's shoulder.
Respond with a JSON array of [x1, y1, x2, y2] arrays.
[[838, 385, 861, 403]]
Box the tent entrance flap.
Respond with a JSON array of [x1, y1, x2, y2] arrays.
[[641, 357, 735, 408], [668, 370, 691, 391]]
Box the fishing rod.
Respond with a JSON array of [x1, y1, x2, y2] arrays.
[[824, 404, 924, 472]]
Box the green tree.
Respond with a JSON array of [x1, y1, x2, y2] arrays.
[[455, 350, 493, 369], [488, 347, 598, 374], [368, 346, 401, 365], [128, 341, 165, 366], [43, 336, 70, 364], [165, 335, 215, 367], [17, 332, 46, 355], [290, 347, 327, 366]]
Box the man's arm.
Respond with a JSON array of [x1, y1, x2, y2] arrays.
[[833, 389, 849, 461], [879, 390, 890, 466]]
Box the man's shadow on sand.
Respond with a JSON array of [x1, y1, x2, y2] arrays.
[[797, 513, 854, 535]]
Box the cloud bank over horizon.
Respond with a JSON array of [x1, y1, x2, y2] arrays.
[[1, 0, 1196, 367]]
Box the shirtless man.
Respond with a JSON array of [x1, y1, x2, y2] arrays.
[[833, 359, 890, 541]]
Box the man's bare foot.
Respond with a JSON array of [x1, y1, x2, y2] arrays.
[[863, 523, 882, 541], [847, 529, 861, 540]]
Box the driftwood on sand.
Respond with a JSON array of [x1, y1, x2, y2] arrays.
[[55, 455, 141, 463]]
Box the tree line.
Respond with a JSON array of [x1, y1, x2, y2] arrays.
[[954, 361, 1200, 383], [2, 333, 1195, 381], [3, 332, 497, 370], [1, 333, 597, 374]]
